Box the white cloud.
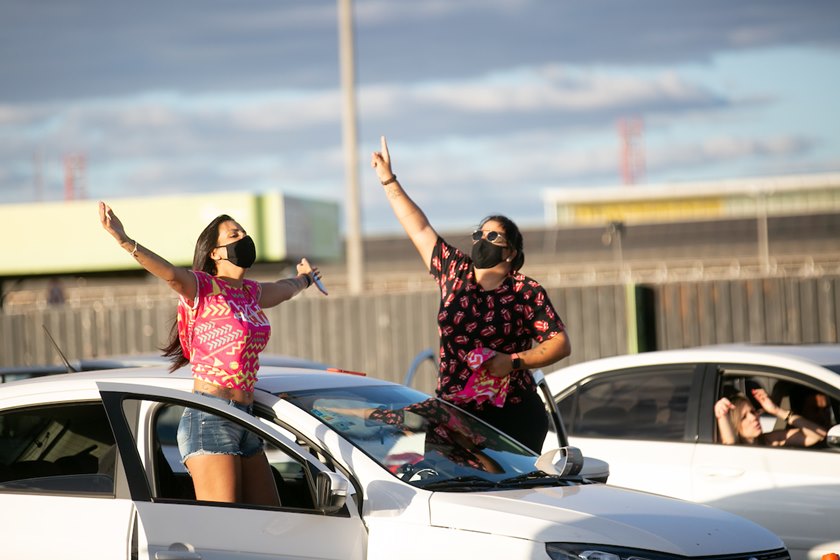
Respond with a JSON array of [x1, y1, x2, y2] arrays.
[[365, 65, 721, 115]]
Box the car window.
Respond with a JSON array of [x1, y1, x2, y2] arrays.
[[559, 366, 694, 441], [282, 385, 552, 488], [0, 403, 116, 495], [130, 399, 317, 509], [718, 369, 838, 449]]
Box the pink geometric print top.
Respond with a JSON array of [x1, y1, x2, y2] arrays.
[[177, 270, 271, 392]]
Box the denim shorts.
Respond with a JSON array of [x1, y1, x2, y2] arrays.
[[176, 392, 264, 464]]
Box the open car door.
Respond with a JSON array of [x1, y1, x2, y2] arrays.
[[98, 382, 366, 560]]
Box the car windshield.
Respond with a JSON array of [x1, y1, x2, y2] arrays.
[[281, 384, 568, 490]]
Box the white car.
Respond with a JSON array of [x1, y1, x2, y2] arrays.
[[0, 365, 788, 560], [543, 344, 840, 560]]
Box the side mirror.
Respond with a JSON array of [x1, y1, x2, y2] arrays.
[[536, 446, 584, 477], [315, 471, 349, 514], [579, 456, 610, 483], [826, 424, 840, 449]]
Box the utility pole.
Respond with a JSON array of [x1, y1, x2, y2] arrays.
[[338, 0, 363, 294]]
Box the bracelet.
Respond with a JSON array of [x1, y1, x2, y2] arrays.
[[783, 409, 793, 423], [300, 273, 313, 288], [381, 175, 397, 186], [129, 240, 139, 257]]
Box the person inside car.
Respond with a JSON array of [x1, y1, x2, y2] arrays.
[[789, 385, 834, 430], [714, 388, 827, 447]]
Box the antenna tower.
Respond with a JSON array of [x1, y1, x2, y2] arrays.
[[618, 117, 645, 185], [64, 154, 87, 200]]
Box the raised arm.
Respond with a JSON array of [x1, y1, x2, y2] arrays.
[[752, 388, 827, 447], [714, 397, 737, 445], [371, 136, 439, 271], [259, 258, 321, 308], [99, 201, 196, 300]]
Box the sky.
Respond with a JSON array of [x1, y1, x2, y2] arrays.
[[2, 0, 839, 234]]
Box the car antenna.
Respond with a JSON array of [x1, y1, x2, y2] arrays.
[[42, 324, 78, 373]]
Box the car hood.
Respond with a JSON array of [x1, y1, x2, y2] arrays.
[[429, 483, 782, 556]]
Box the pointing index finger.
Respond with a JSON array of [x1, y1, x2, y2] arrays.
[[380, 136, 390, 160]]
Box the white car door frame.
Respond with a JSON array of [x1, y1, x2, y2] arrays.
[[0, 396, 136, 560], [98, 382, 367, 560]]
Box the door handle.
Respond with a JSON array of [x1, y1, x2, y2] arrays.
[[155, 545, 202, 560], [698, 466, 745, 478]]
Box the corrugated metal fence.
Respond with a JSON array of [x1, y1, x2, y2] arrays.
[[3, 275, 839, 392]]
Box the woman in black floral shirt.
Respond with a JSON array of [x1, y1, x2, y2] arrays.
[[370, 137, 571, 453]]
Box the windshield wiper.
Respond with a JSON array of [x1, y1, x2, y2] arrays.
[[496, 470, 562, 488], [418, 475, 496, 491]]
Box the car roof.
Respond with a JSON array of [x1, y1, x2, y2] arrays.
[[0, 353, 332, 384], [547, 344, 840, 390], [0, 364, 397, 400]]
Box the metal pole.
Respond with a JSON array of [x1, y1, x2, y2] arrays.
[[338, 0, 363, 294]]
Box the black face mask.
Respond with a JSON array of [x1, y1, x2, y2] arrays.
[[471, 239, 506, 269], [218, 235, 256, 268]]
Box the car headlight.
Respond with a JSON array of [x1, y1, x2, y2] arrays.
[[546, 543, 677, 560]]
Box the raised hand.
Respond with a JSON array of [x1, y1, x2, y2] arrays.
[[99, 201, 130, 245], [296, 257, 319, 278], [751, 388, 779, 415], [714, 397, 734, 419], [371, 135, 394, 183]]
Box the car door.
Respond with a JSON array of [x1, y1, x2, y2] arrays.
[[0, 399, 135, 560], [98, 382, 366, 560], [692, 366, 840, 557], [557, 364, 702, 498]]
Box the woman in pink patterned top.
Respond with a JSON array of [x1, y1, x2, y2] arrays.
[[370, 137, 571, 453], [99, 201, 322, 505]]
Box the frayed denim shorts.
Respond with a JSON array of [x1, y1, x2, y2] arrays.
[[176, 391, 264, 464]]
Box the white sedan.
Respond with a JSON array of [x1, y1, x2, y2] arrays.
[[0, 364, 788, 560], [543, 344, 840, 560]]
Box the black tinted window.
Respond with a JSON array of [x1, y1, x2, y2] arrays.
[[146, 401, 316, 509], [0, 403, 116, 495], [560, 366, 694, 441]]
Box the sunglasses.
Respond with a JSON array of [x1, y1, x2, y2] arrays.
[[472, 230, 508, 245]]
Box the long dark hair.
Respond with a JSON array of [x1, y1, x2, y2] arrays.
[[479, 215, 525, 271], [160, 214, 234, 372]]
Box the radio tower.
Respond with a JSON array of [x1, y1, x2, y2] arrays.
[[64, 154, 87, 200], [618, 117, 645, 185]]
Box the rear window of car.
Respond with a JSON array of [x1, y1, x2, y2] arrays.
[[560, 365, 695, 441], [0, 403, 116, 495]]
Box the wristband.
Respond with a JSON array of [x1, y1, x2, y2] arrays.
[[381, 175, 397, 186]]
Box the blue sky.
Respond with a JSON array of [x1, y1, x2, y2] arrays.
[[1, 0, 839, 233]]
